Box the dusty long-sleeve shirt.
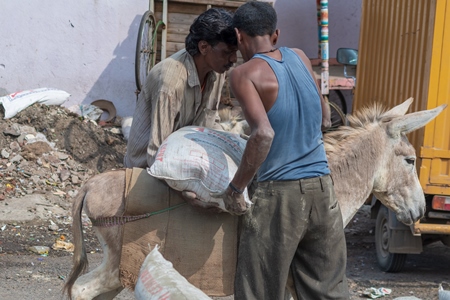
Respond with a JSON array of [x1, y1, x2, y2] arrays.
[[124, 49, 225, 168]]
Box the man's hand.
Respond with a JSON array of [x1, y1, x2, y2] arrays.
[[211, 185, 250, 216], [181, 191, 223, 213], [321, 102, 332, 131], [322, 117, 332, 131]]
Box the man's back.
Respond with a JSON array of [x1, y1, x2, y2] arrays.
[[247, 47, 329, 181]]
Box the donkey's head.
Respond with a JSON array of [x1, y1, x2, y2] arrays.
[[371, 98, 446, 225]]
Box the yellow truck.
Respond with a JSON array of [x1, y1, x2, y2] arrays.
[[353, 0, 450, 271]]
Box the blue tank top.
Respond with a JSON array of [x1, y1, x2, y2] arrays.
[[254, 47, 330, 181]]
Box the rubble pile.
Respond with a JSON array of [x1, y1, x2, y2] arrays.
[[0, 104, 127, 201]]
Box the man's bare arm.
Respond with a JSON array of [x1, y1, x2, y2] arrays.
[[229, 67, 274, 191], [209, 66, 274, 215]]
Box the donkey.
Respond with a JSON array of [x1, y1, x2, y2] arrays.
[[64, 98, 446, 300]]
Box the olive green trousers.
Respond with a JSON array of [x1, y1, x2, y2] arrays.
[[235, 174, 349, 300]]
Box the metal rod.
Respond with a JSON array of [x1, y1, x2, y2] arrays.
[[412, 222, 450, 235]]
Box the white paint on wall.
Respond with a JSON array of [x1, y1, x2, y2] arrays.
[[0, 0, 361, 118]]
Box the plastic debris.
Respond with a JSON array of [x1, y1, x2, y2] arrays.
[[24, 132, 56, 149], [52, 239, 74, 252], [363, 287, 392, 298], [5, 183, 15, 193], [81, 104, 104, 121], [28, 245, 50, 256]]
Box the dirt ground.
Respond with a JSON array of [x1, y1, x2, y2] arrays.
[[0, 104, 449, 300]]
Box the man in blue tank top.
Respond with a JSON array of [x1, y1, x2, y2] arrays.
[[213, 2, 349, 299]]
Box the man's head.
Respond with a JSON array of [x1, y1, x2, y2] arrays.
[[233, 1, 277, 37], [185, 8, 238, 73]]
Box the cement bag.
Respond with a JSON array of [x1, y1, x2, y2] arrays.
[[0, 88, 70, 119], [148, 126, 251, 212], [134, 245, 211, 300]]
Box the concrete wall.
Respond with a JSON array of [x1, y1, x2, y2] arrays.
[[0, 0, 361, 118]]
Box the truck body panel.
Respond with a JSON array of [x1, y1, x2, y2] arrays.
[[355, 0, 450, 243]]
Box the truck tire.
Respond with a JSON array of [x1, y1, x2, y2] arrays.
[[375, 205, 407, 272]]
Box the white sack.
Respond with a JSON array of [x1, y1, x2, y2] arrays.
[[121, 116, 133, 141], [0, 88, 70, 119], [148, 126, 251, 212], [440, 284, 450, 300], [134, 245, 211, 300]]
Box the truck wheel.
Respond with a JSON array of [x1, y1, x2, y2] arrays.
[[375, 205, 407, 272]]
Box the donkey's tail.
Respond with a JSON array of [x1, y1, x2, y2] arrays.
[[64, 184, 89, 300]]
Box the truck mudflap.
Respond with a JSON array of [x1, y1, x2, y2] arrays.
[[387, 209, 422, 254], [372, 197, 450, 254]]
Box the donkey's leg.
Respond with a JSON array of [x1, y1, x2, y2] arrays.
[[71, 266, 122, 300], [92, 287, 124, 300], [71, 225, 123, 300]]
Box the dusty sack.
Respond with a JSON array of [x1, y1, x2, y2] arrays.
[[148, 126, 251, 212], [134, 245, 212, 300], [0, 88, 70, 119]]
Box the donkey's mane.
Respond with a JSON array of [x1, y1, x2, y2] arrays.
[[324, 102, 391, 155]]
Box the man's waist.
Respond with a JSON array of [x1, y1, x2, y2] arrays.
[[257, 174, 332, 191]]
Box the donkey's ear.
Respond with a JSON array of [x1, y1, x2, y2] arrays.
[[387, 104, 447, 137], [383, 98, 414, 117]]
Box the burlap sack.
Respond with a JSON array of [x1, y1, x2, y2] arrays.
[[119, 168, 239, 296]]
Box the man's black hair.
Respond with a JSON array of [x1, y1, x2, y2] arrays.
[[185, 8, 237, 56], [233, 1, 277, 37]]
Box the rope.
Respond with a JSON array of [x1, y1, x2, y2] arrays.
[[91, 202, 187, 227]]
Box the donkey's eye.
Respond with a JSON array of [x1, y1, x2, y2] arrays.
[[405, 157, 415, 165]]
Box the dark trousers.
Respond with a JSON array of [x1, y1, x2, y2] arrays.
[[234, 174, 349, 300]]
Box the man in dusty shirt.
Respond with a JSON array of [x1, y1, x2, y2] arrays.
[[124, 8, 237, 169]]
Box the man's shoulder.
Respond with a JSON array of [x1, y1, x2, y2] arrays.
[[284, 47, 307, 62], [152, 49, 192, 81], [282, 47, 303, 54], [159, 49, 191, 68], [168, 48, 189, 60]]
